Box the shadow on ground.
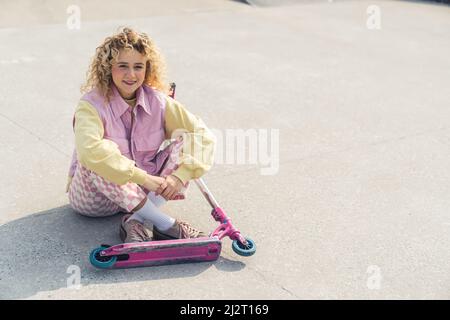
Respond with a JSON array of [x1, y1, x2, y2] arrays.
[[0, 206, 245, 299]]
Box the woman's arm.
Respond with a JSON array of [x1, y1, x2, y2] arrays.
[[163, 97, 216, 184]]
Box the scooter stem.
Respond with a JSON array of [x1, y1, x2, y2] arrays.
[[194, 178, 220, 209]]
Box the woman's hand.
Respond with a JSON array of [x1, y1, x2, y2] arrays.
[[143, 174, 168, 192], [156, 175, 184, 200]]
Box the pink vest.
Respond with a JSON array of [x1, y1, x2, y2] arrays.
[[68, 84, 167, 178]]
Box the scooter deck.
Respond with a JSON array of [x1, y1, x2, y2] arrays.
[[100, 237, 222, 268]]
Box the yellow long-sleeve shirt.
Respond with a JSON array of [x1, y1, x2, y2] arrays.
[[67, 96, 215, 191]]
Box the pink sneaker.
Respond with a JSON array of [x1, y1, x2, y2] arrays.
[[119, 214, 153, 243], [153, 219, 206, 240]]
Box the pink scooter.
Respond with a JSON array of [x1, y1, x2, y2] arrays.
[[89, 178, 256, 268], [89, 84, 256, 269]]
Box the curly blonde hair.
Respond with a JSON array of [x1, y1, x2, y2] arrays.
[[81, 27, 168, 99]]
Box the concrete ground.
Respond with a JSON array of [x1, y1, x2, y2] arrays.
[[0, 0, 449, 300]]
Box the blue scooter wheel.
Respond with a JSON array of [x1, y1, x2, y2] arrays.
[[89, 246, 117, 269], [232, 237, 256, 257]]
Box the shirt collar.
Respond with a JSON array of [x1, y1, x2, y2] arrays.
[[111, 84, 152, 120]]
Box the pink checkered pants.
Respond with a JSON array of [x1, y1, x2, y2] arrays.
[[68, 138, 187, 217]]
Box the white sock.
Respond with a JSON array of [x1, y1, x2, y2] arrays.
[[129, 197, 175, 231], [127, 192, 166, 223], [147, 191, 167, 208]]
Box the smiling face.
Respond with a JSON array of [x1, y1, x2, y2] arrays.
[[111, 48, 147, 99]]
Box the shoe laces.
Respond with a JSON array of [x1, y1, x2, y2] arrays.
[[129, 221, 151, 242], [178, 221, 201, 238]]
